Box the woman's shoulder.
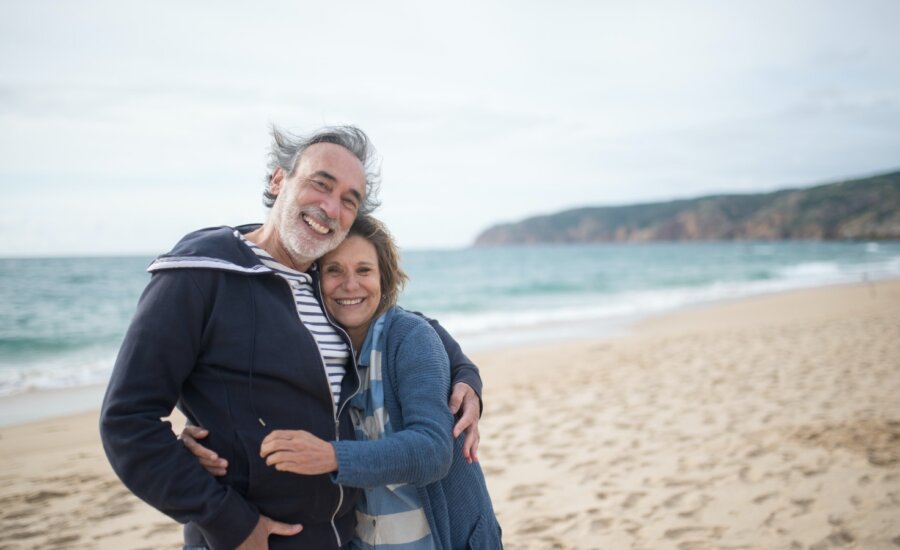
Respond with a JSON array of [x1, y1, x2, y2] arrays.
[[384, 306, 435, 336], [383, 307, 446, 361]]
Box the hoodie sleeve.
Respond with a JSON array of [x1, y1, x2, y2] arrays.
[[332, 316, 454, 488], [99, 270, 259, 549], [428, 317, 483, 412]]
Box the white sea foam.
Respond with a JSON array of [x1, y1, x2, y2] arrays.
[[0, 349, 115, 397], [439, 256, 900, 348], [2, 248, 899, 396]]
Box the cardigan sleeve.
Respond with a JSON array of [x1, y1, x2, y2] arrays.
[[331, 315, 454, 488]]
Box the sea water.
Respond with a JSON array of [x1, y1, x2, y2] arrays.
[[1, 241, 898, 407]]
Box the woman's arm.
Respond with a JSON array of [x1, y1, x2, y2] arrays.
[[332, 316, 454, 488], [263, 316, 455, 488]]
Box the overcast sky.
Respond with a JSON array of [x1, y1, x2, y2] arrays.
[[1, 1, 898, 256]]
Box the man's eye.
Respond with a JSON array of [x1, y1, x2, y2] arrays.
[[343, 198, 359, 210]]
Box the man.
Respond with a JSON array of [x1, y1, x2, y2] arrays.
[[99, 126, 483, 549]]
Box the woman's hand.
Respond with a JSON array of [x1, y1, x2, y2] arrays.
[[449, 382, 481, 464], [260, 430, 338, 475], [178, 425, 229, 476]]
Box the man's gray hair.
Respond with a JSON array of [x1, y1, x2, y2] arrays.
[[263, 125, 381, 214]]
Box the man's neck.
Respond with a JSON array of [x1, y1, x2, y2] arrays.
[[244, 224, 313, 272]]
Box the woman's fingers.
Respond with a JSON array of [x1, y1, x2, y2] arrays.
[[260, 431, 304, 458], [178, 425, 229, 474]]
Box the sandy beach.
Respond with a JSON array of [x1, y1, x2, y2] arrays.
[[1, 280, 898, 549]]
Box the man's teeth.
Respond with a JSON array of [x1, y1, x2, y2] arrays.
[[303, 214, 330, 235], [336, 298, 364, 305]]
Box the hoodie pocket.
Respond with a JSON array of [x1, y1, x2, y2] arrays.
[[234, 429, 338, 522]]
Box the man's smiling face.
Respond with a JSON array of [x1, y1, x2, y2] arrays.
[[269, 142, 367, 265]]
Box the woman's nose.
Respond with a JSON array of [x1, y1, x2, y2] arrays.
[[343, 274, 360, 290]]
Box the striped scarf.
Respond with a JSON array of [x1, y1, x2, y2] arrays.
[[349, 311, 436, 549]]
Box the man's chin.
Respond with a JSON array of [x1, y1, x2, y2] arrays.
[[286, 235, 341, 264]]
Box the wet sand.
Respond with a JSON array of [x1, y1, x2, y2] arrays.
[[1, 280, 898, 549]]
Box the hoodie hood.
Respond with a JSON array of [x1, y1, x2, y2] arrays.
[[147, 224, 271, 275]]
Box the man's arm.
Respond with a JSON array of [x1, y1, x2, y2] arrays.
[[427, 318, 483, 400], [426, 317, 484, 462], [99, 270, 260, 549]]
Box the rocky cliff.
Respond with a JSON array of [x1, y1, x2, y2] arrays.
[[474, 170, 900, 245]]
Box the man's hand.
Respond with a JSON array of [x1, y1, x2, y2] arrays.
[[449, 382, 480, 464], [260, 430, 338, 475], [178, 425, 229, 476], [235, 515, 303, 550]]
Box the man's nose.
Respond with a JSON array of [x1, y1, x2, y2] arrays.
[[320, 194, 340, 220]]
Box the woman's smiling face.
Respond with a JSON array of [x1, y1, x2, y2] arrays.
[[320, 235, 382, 342]]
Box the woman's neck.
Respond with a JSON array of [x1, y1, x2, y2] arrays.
[[347, 326, 368, 355]]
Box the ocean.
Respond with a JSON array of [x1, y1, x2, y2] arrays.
[[1, 241, 899, 411]]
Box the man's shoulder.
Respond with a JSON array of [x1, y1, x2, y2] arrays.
[[149, 224, 264, 273]]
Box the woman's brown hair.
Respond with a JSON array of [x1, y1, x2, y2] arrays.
[[346, 214, 408, 318]]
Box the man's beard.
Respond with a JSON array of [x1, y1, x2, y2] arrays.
[[276, 199, 347, 266]]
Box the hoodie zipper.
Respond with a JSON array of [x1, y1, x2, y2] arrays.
[[314, 272, 363, 547], [280, 273, 362, 547]]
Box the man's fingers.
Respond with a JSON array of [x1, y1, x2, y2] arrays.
[[463, 429, 480, 464], [263, 516, 303, 537], [452, 400, 478, 438], [448, 383, 467, 415]]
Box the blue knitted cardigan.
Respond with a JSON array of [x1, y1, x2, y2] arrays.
[[331, 307, 502, 550]]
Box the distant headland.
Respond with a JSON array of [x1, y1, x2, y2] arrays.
[[473, 170, 900, 245]]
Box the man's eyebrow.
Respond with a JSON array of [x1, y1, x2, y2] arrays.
[[311, 170, 337, 181], [311, 170, 363, 203]]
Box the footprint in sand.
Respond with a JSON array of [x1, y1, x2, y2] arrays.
[[509, 483, 546, 501], [663, 526, 725, 540], [622, 491, 647, 509], [808, 529, 855, 549], [23, 490, 68, 503]]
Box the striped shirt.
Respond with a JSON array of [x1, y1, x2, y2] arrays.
[[349, 315, 435, 550], [235, 232, 349, 408]]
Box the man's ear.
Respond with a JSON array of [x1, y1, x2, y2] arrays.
[[270, 167, 285, 197]]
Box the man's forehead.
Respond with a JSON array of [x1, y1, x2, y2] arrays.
[[297, 143, 366, 188]]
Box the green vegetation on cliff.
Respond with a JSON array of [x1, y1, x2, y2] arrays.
[[474, 170, 900, 245]]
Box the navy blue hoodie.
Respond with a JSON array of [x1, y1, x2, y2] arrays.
[[99, 225, 482, 549]]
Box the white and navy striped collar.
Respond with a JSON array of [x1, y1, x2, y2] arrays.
[[147, 255, 273, 274]]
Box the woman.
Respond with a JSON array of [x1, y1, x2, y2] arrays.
[[187, 215, 502, 549]]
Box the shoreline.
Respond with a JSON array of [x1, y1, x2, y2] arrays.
[[2, 276, 895, 429], [1, 279, 898, 548]]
